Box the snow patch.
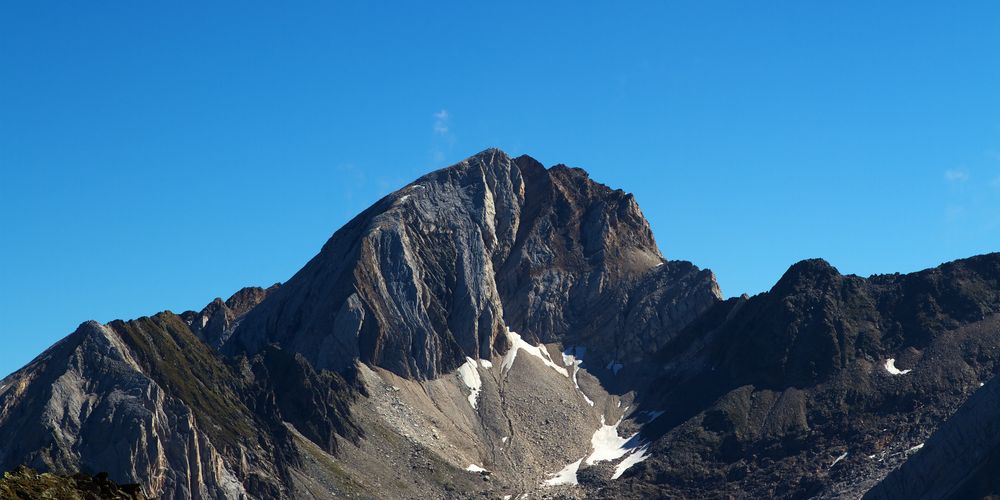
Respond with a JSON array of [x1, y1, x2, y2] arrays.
[[586, 415, 639, 465], [501, 436, 508, 443], [543, 458, 582, 487], [465, 464, 488, 473], [456, 357, 483, 409], [562, 346, 594, 406], [479, 359, 493, 369], [612, 445, 650, 479], [907, 443, 925, 454], [582, 414, 653, 480], [501, 328, 568, 377], [830, 452, 848, 468], [884, 358, 912, 375]]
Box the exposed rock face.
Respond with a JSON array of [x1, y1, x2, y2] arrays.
[[227, 149, 720, 379], [182, 284, 280, 349], [0, 319, 261, 499], [0, 313, 362, 499]]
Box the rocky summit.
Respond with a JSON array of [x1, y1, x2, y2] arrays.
[[0, 148, 998, 499]]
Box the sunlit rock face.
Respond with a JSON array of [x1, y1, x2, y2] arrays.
[[226, 148, 721, 379]]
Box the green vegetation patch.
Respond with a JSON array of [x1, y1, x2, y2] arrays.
[[108, 312, 257, 449]]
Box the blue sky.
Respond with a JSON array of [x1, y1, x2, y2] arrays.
[[2, 2, 999, 377]]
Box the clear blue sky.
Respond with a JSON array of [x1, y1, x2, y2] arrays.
[[2, 2, 999, 377]]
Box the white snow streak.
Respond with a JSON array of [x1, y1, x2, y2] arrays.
[[612, 445, 650, 479], [543, 458, 582, 486], [562, 346, 594, 406], [501, 328, 568, 377], [457, 357, 483, 409], [907, 443, 925, 454], [465, 464, 488, 473], [581, 414, 652, 480], [884, 358, 912, 375], [830, 452, 848, 468]]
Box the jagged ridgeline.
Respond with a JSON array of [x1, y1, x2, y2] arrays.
[[0, 149, 998, 499]]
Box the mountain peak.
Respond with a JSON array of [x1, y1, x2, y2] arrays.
[[770, 257, 841, 294], [227, 151, 718, 379]]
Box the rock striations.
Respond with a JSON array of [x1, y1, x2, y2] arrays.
[[227, 149, 720, 379], [0, 148, 998, 499]]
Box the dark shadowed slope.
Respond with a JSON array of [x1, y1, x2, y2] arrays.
[[606, 253, 1000, 498], [864, 315, 1000, 500]]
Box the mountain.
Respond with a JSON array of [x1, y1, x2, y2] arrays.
[[0, 148, 998, 499], [226, 149, 719, 379]]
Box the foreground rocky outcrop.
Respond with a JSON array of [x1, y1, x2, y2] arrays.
[[0, 466, 144, 500], [0, 149, 998, 499]]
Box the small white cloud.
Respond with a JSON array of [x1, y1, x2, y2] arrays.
[[433, 110, 450, 135], [945, 168, 970, 182], [430, 109, 455, 164]]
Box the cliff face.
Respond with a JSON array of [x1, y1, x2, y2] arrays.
[[226, 149, 720, 379], [0, 313, 362, 499], [0, 319, 261, 499]]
